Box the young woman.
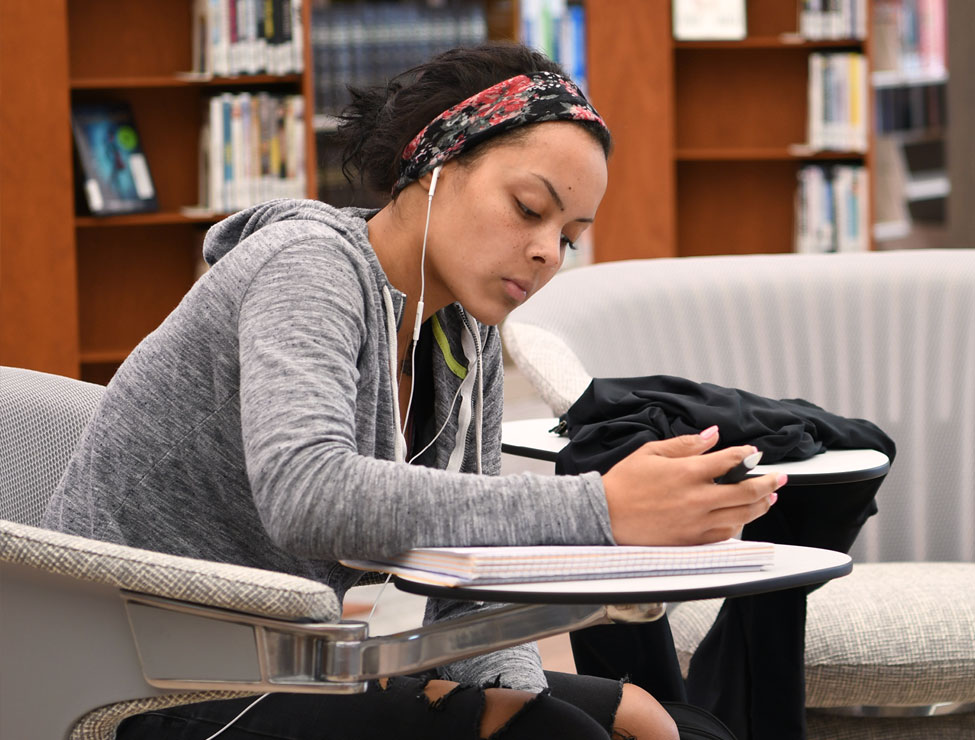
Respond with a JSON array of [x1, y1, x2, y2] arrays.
[[44, 43, 783, 739]]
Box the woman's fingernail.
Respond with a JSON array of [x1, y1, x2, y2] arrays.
[[769, 492, 779, 505], [700, 425, 719, 440], [776, 474, 788, 489]]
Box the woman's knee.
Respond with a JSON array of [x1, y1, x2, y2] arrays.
[[482, 690, 610, 740], [613, 683, 679, 740]]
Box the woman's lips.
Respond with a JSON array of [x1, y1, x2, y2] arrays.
[[503, 278, 529, 302]]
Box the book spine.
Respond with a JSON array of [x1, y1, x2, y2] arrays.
[[856, 167, 870, 250], [198, 101, 210, 209], [192, 0, 208, 74], [228, 0, 240, 74], [243, 0, 258, 75], [221, 93, 233, 211], [292, 95, 305, 198], [269, 96, 283, 199], [211, 0, 230, 76], [291, 0, 303, 74], [263, 0, 277, 75], [208, 95, 224, 210], [808, 53, 824, 150], [279, 0, 293, 75]]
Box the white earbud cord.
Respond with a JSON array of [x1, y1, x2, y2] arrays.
[[401, 165, 441, 440], [200, 692, 270, 739], [201, 168, 444, 740], [408, 381, 464, 464]]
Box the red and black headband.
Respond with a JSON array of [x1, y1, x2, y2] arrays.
[[392, 71, 607, 197]]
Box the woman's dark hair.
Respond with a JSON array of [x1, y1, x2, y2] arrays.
[[336, 42, 612, 197]]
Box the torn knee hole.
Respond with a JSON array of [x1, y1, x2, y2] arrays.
[[480, 689, 539, 739]]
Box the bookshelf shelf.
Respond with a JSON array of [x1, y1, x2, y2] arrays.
[[675, 37, 865, 50], [676, 147, 867, 161], [75, 212, 225, 228], [70, 74, 303, 90]]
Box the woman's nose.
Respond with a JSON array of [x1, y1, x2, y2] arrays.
[[529, 232, 563, 266]]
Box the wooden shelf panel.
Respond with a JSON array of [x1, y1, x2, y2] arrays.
[[677, 161, 800, 257], [676, 49, 813, 150], [76, 227, 200, 355], [71, 74, 302, 90]]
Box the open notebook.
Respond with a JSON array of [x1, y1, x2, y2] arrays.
[[341, 539, 775, 587]]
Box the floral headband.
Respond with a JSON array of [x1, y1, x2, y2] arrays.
[[392, 71, 607, 197]]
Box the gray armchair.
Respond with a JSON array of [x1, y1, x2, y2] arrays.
[[501, 250, 975, 738], [0, 366, 611, 740]]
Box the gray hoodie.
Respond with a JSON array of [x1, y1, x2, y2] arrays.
[[44, 199, 614, 690]]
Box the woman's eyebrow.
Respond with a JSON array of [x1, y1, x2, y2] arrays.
[[532, 173, 595, 223]]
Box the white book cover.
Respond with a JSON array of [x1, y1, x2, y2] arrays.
[[671, 0, 746, 41]]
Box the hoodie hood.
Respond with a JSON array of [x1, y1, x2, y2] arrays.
[[203, 199, 379, 267]]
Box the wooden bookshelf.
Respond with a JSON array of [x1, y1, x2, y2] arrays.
[[0, 0, 316, 380], [586, 0, 874, 261]]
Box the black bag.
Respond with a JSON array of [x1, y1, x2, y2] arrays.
[[663, 702, 738, 740]]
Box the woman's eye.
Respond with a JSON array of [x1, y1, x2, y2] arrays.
[[560, 235, 578, 251], [516, 200, 541, 219]]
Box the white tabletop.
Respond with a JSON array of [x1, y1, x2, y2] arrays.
[[394, 544, 852, 604], [501, 418, 890, 485]]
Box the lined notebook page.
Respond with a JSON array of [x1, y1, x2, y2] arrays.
[[342, 539, 775, 586]]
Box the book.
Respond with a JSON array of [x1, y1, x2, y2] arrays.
[[671, 0, 746, 41], [71, 102, 158, 216], [342, 539, 776, 587]]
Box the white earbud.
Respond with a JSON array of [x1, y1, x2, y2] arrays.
[[429, 164, 443, 199]]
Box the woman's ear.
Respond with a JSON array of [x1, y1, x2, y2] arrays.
[[416, 169, 437, 195]]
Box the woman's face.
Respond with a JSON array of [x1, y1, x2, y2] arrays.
[[423, 121, 608, 326]]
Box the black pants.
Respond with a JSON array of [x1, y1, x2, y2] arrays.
[[117, 671, 626, 740]]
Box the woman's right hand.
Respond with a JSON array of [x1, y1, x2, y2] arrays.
[[600, 427, 786, 546]]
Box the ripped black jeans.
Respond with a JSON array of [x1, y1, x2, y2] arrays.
[[116, 671, 626, 740]]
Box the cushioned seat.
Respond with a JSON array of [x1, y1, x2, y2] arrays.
[[669, 563, 975, 712]]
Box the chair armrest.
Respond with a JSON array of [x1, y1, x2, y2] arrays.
[[123, 592, 611, 692], [0, 520, 631, 692], [0, 520, 340, 621]]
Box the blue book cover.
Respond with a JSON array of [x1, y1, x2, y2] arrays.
[[71, 101, 158, 216]]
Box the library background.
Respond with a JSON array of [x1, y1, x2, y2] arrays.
[[1, 0, 972, 383]]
